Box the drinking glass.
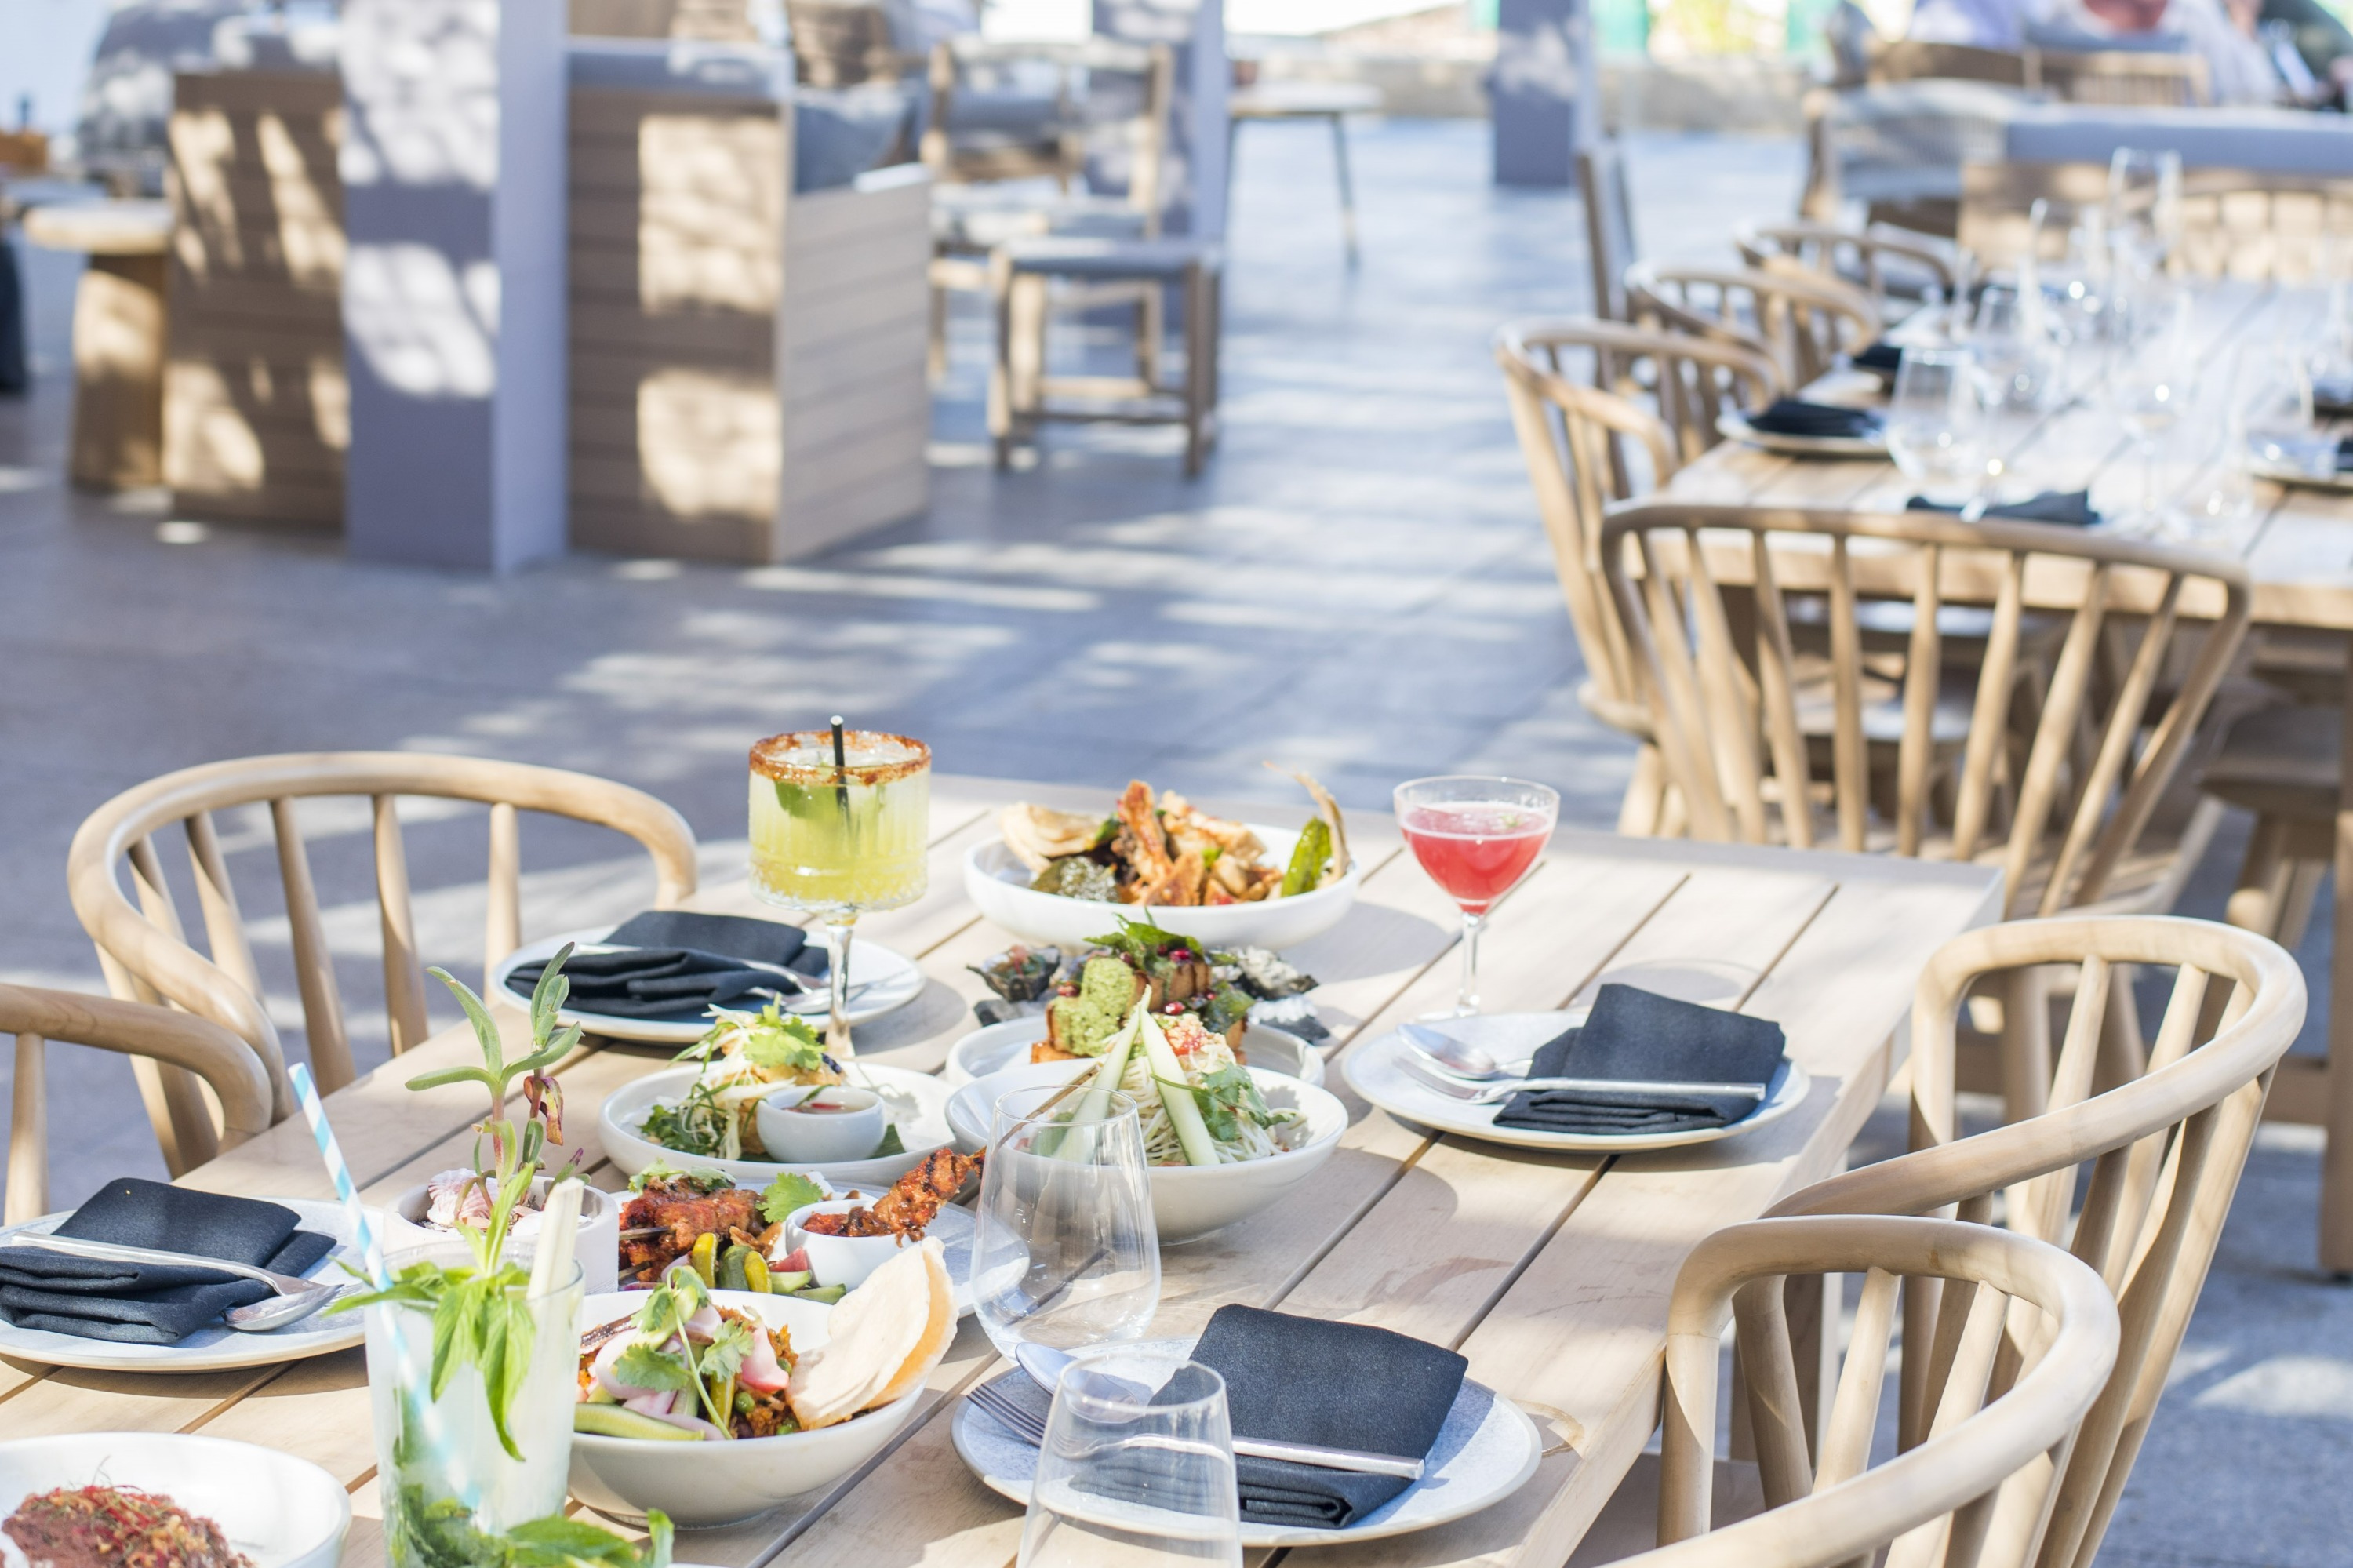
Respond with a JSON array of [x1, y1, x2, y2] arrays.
[[1394, 776, 1559, 1017], [748, 725, 929, 1055], [2107, 147, 2181, 280], [2104, 291, 2196, 536], [1884, 347, 1985, 507], [1968, 284, 2049, 414], [1018, 1348, 1242, 1568], [974, 1085, 1161, 1364]]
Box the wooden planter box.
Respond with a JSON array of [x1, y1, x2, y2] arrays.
[[569, 82, 931, 562]]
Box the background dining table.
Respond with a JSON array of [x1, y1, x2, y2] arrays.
[[2, 777, 2002, 1567], [1664, 281, 2353, 1271]]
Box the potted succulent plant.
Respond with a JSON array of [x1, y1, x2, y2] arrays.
[[338, 951, 667, 1568]]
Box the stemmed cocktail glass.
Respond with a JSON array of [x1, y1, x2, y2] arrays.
[[1394, 776, 1558, 1016], [748, 722, 929, 1056]]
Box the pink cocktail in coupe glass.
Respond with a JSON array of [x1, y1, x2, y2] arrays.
[[1395, 776, 1560, 1016]]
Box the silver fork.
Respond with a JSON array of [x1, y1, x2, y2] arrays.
[[1398, 1058, 1766, 1105], [5, 1235, 348, 1332], [966, 1377, 1426, 1479]]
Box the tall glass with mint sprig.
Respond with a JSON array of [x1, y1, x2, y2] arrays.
[[342, 951, 602, 1568]]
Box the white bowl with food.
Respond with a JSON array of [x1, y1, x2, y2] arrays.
[[754, 1084, 890, 1166], [944, 1016, 1325, 1086], [600, 1063, 956, 1191], [963, 778, 1360, 951], [0, 1432, 349, 1568], [947, 1054, 1349, 1243], [569, 1241, 955, 1528], [385, 1172, 622, 1293], [787, 1197, 934, 1292]]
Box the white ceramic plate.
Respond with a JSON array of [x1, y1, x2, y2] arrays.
[[569, 1288, 925, 1528], [1717, 410, 1888, 458], [0, 1198, 373, 1373], [0, 1432, 349, 1568], [786, 1200, 976, 1318], [2246, 442, 2353, 492], [944, 1061, 1348, 1242], [943, 1017, 1324, 1087], [598, 1063, 957, 1189], [949, 1339, 1542, 1548], [962, 824, 1362, 951], [1343, 1013, 1810, 1154], [491, 924, 924, 1043]]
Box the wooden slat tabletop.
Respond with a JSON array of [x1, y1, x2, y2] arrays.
[[10, 777, 2001, 1568]]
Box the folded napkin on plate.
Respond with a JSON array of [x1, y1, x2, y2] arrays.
[[1906, 489, 2098, 526], [1744, 398, 1884, 441], [1493, 984, 1787, 1137], [0, 1178, 335, 1344], [2335, 436, 2353, 472], [2314, 377, 2353, 418], [996, 1306, 1466, 1530], [506, 911, 827, 1018], [1852, 340, 1904, 377]]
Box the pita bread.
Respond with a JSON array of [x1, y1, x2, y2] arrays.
[[787, 1237, 952, 1430]]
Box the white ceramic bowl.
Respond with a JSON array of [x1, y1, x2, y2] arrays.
[[962, 823, 1362, 951], [947, 1061, 1348, 1242], [386, 1177, 621, 1294], [567, 1289, 923, 1528], [944, 1017, 1324, 1087], [785, 1198, 908, 1290], [0, 1432, 349, 1568], [754, 1085, 890, 1166], [598, 1063, 955, 1190]]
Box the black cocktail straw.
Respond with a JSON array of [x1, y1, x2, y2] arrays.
[[829, 715, 850, 822]]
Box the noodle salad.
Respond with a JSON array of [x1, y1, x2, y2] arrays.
[[1074, 1002, 1305, 1166]]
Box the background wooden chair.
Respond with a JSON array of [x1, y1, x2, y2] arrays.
[[1496, 320, 1781, 832], [1598, 502, 2250, 921], [1960, 161, 2353, 279], [1865, 38, 2032, 87], [1774, 915, 2302, 1568], [1735, 220, 1960, 323], [1578, 140, 1639, 322], [1621, 1213, 2117, 1568], [66, 752, 698, 1173], [4, 982, 275, 1223], [783, 0, 919, 88], [2025, 48, 2211, 107], [1625, 263, 1878, 390]]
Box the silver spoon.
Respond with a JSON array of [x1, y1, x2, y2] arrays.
[[5, 1235, 347, 1332], [1398, 1021, 1531, 1082]]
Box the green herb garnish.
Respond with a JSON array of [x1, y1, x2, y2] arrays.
[[758, 1171, 827, 1224]]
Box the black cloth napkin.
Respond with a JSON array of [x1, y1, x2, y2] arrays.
[[1853, 339, 1904, 377], [507, 911, 827, 1018], [0, 1178, 336, 1344], [2334, 436, 2353, 472], [1493, 984, 1787, 1137], [2313, 377, 2353, 418], [1745, 398, 1884, 441], [1906, 489, 2099, 527]]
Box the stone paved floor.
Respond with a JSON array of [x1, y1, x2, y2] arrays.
[[2, 118, 2346, 1564]]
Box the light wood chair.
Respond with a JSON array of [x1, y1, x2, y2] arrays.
[[1735, 220, 1961, 323], [1598, 502, 2251, 920], [1625, 263, 1878, 391], [2024, 48, 2211, 107], [1578, 140, 1639, 322], [1864, 38, 2031, 87], [784, 0, 918, 88], [1496, 320, 1782, 833], [1773, 915, 2304, 1568], [1613, 1214, 2118, 1568], [1960, 161, 2353, 280], [4, 982, 275, 1225], [66, 752, 698, 1175]]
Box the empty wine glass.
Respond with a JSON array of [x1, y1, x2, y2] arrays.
[[1885, 346, 1985, 507], [1968, 284, 2050, 414], [2108, 147, 2182, 280], [1018, 1348, 1242, 1568], [974, 1085, 1161, 1364], [2104, 289, 2197, 537]]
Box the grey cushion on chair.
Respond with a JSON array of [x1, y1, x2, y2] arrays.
[[1002, 236, 1219, 279]]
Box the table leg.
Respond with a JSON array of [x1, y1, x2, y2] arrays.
[[67, 251, 166, 491], [2327, 650, 2353, 1275], [1329, 111, 1360, 267]]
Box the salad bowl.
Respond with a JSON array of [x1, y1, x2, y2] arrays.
[[568, 1289, 925, 1528], [944, 1016, 1324, 1086], [598, 1063, 957, 1190], [945, 1060, 1348, 1242], [0, 1432, 350, 1568], [963, 822, 1362, 951]]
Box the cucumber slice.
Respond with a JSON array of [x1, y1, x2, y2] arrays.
[[716, 1244, 752, 1293], [766, 1269, 812, 1293], [1137, 1010, 1219, 1167], [574, 1405, 702, 1442], [790, 1283, 848, 1304], [1050, 1002, 1144, 1161]]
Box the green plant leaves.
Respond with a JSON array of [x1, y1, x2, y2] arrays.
[[758, 1172, 826, 1225], [613, 1341, 694, 1394]]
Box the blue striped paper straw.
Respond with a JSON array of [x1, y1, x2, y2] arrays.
[[288, 1063, 389, 1289]]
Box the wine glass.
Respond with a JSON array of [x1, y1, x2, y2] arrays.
[[747, 724, 929, 1057], [1018, 1348, 1242, 1568], [2107, 147, 2181, 281], [1394, 776, 1559, 1017], [1884, 347, 1985, 508], [973, 1085, 1161, 1364], [2104, 290, 2196, 537], [1967, 285, 2049, 415]]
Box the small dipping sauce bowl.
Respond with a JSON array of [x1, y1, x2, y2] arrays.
[[755, 1084, 887, 1164]]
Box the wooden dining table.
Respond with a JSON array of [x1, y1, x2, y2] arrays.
[[5, 777, 2001, 1566], [1660, 278, 2353, 1271]]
